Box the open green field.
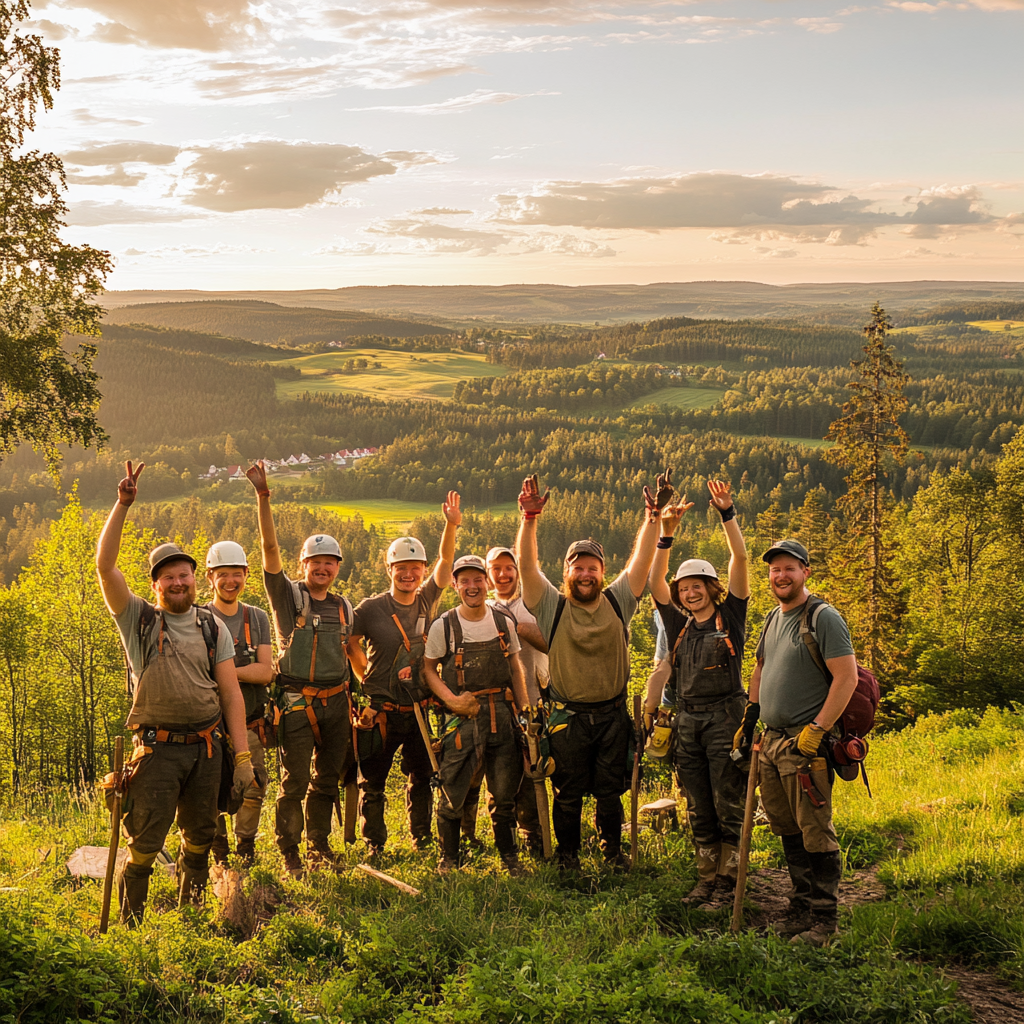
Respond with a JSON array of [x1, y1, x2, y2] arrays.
[[736, 433, 833, 450], [970, 319, 1024, 334], [2, 707, 1022, 1022], [309, 498, 517, 528], [628, 386, 725, 411], [274, 348, 508, 402]]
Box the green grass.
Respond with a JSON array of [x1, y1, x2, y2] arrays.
[[274, 348, 508, 402], [735, 433, 834, 449], [308, 499, 517, 529], [968, 319, 1024, 334], [3, 707, 1023, 1022], [628, 386, 725, 411]]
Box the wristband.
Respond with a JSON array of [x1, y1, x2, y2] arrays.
[[257, 489, 271, 499], [718, 504, 737, 523], [656, 536, 674, 549], [522, 510, 540, 520], [234, 750, 253, 764]]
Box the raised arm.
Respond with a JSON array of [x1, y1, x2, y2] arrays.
[[96, 461, 145, 617], [515, 474, 550, 612], [708, 479, 749, 600], [245, 462, 282, 575], [626, 467, 674, 598], [432, 491, 461, 589], [647, 498, 694, 605]]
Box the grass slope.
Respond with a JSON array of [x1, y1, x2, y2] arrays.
[[629, 386, 725, 411], [274, 348, 508, 401], [1, 708, 1022, 1022]]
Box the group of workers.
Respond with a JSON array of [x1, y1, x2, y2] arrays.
[[96, 457, 858, 948]]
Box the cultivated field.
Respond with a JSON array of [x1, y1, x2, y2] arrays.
[[309, 498, 518, 529], [629, 386, 726, 411]]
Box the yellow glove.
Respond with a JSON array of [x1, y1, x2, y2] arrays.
[[796, 722, 828, 758], [233, 749, 255, 793]]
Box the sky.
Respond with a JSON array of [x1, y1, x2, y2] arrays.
[[21, 0, 1024, 290]]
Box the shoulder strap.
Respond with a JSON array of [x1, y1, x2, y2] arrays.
[[605, 590, 630, 649], [670, 614, 693, 667], [242, 603, 252, 649], [548, 595, 567, 646], [291, 581, 311, 629], [196, 606, 220, 679], [799, 596, 832, 683], [490, 607, 511, 657]]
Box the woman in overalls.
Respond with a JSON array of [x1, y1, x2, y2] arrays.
[[646, 480, 750, 904]]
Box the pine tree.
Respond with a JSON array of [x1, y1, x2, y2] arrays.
[[825, 303, 910, 676], [791, 484, 832, 580], [1, 1, 112, 478]]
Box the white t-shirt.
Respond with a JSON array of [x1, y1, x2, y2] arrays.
[[425, 606, 522, 659], [489, 596, 549, 699]]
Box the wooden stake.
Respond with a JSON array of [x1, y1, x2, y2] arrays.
[[731, 734, 761, 934], [630, 694, 642, 869], [99, 736, 124, 934], [356, 863, 420, 895]]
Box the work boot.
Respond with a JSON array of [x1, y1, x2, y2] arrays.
[[211, 832, 231, 867], [770, 906, 814, 937], [118, 863, 152, 926], [495, 825, 525, 877], [281, 845, 304, 881], [501, 854, 526, 877], [436, 816, 461, 875], [412, 835, 435, 852], [686, 841, 720, 904], [791, 915, 838, 946], [308, 839, 341, 873], [235, 837, 256, 866], [780, 833, 813, 916], [557, 849, 581, 872], [176, 850, 210, 908], [365, 844, 385, 865], [717, 843, 740, 887]]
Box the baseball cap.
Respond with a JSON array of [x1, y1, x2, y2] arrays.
[[565, 539, 605, 565], [485, 546, 517, 566], [762, 539, 810, 566], [149, 542, 197, 580], [452, 554, 487, 577]]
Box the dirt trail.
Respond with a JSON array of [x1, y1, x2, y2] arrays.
[[940, 968, 1024, 1023]]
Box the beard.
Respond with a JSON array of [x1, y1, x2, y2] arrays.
[[161, 589, 194, 614], [566, 577, 602, 603]]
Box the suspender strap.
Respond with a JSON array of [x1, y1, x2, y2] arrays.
[[243, 604, 251, 649]]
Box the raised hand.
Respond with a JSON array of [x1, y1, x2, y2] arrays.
[[518, 474, 550, 517], [245, 461, 269, 495], [643, 466, 674, 517], [707, 479, 734, 511], [659, 497, 694, 535], [117, 460, 145, 507], [442, 490, 462, 526]]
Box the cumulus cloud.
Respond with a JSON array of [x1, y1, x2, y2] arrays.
[[366, 216, 512, 255], [179, 140, 408, 211], [71, 108, 149, 128], [66, 200, 204, 225], [64, 141, 180, 165], [67, 166, 146, 186], [347, 88, 557, 114], [74, 0, 261, 51], [121, 243, 274, 257]]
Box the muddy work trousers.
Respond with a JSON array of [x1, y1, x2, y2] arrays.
[[437, 701, 524, 858], [671, 694, 748, 848], [548, 700, 631, 859], [275, 690, 353, 851], [464, 767, 544, 851], [358, 709, 435, 849], [217, 726, 267, 841]]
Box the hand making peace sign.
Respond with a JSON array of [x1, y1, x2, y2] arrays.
[[117, 461, 145, 508]]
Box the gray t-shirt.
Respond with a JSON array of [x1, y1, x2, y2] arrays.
[[208, 602, 272, 719], [488, 596, 547, 702], [527, 573, 639, 703], [756, 599, 855, 729]]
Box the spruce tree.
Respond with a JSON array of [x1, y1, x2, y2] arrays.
[[825, 303, 910, 677], [1, 1, 112, 479]]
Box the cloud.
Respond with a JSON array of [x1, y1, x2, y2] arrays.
[[179, 139, 406, 211], [73, 0, 261, 51], [65, 200, 204, 225], [794, 17, 843, 32], [120, 244, 274, 257], [520, 232, 617, 257], [67, 167, 146, 186], [366, 216, 512, 255], [64, 141, 180, 165], [26, 18, 78, 39], [751, 246, 800, 259], [71, 108, 149, 128], [711, 225, 879, 246], [311, 239, 384, 256], [347, 88, 557, 114], [411, 207, 472, 215]]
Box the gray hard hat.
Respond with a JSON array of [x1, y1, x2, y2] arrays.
[[300, 534, 342, 561], [762, 539, 810, 566], [452, 554, 487, 577], [149, 542, 197, 580]]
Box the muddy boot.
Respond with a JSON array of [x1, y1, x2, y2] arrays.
[[281, 845, 304, 881], [308, 839, 341, 873], [211, 832, 231, 867], [176, 850, 210, 908], [235, 837, 256, 866], [495, 824, 526, 877], [686, 841, 720, 903], [436, 816, 461, 876], [557, 850, 581, 872], [791, 849, 842, 945], [596, 805, 625, 867], [772, 833, 814, 935], [118, 863, 152, 926]]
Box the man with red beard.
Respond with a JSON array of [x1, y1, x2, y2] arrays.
[[515, 473, 665, 869], [741, 540, 857, 946], [97, 462, 254, 922]]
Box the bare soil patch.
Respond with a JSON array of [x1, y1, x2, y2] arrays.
[[942, 967, 1024, 1023]]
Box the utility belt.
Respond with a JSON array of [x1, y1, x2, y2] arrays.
[[762, 724, 804, 738], [545, 690, 625, 731], [354, 697, 433, 749], [136, 719, 222, 759], [445, 686, 515, 749], [371, 697, 433, 714], [278, 678, 351, 746], [675, 691, 744, 716]]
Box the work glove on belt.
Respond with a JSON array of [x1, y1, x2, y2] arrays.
[[796, 722, 828, 758], [732, 700, 760, 758], [233, 750, 256, 794]]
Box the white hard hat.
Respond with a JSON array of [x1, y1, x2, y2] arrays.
[[301, 534, 342, 561], [672, 558, 719, 582], [206, 541, 248, 570], [386, 536, 427, 565]]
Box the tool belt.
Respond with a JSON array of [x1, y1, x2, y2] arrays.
[[280, 681, 350, 746], [676, 691, 743, 715], [763, 725, 830, 807], [137, 721, 220, 759], [548, 692, 625, 730], [448, 687, 514, 749]]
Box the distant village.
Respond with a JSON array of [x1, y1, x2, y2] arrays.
[[198, 447, 379, 483]]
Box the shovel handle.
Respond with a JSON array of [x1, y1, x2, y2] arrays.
[[99, 736, 124, 935], [630, 694, 642, 869]]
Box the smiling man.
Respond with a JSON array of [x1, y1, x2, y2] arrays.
[[745, 539, 858, 947], [247, 462, 361, 879], [204, 541, 274, 867], [348, 494, 461, 858], [96, 462, 253, 923], [515, 473, 664, 869]]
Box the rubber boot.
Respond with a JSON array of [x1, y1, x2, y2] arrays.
[[773, 833, 814, 936], [792, 850, 842, 946], [436, 816, 462, 876], [686, 841, 720, 903], [118, 863, 152, 927], [177, 850, 210, 908]]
